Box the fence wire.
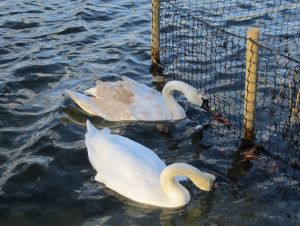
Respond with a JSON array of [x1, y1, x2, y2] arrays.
[[155, 0, 299, 167]]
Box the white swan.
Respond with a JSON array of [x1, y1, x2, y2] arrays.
[[85, 120, 216, 208], [66, 76, 212, 121]]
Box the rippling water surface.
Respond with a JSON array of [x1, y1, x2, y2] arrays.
[[0, 0, 299, 225]]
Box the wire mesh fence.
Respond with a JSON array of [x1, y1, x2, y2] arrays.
[[152, 0, 299, 168]]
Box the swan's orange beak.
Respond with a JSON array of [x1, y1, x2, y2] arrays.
[[201, 99, 214, 115]]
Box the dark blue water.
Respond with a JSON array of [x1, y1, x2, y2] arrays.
[[0, 0, 299, 225]]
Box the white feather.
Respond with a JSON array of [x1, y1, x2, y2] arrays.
[[85, 120, 216, 208]]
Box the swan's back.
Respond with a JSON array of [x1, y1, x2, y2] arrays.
[[68, 77, 173, 121], [85, 120, 169, 204], [93, 77, 172, 121]]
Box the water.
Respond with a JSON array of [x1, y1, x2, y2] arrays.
[[0, 0, 299, 225]]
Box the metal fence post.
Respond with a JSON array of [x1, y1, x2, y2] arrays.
[[151, 0, 160, 66], [243, 27, 259, 141]]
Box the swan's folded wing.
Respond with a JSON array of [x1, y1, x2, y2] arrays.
[[91, 80, 149, 120], [98, 134, 168, 202], [84, 87, 97, 96], [69, 78, 172, 121], [85, 126, 166, 192]]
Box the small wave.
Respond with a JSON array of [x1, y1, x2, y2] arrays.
[[1, 21, 40, 30], [76, 10, 113, 22], [57, 26, 87, 35]]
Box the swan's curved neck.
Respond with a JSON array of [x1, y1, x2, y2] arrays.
[[160, 163, 216, 206], [162, 81, 195, 119]]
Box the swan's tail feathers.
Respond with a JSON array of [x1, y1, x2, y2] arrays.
[[66, 90, 100, 116], [66, 90, 92, 105], [100, 127, 111, 135], [65, 89, 78, 100], [86, 120, 99, 135], [86, 120, 111, 137]]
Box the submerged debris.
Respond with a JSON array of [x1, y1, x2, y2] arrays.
[[211, 109, 230, 128]]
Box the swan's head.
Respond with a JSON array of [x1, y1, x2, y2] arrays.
[[194, 172, 216, 191], [185, 90, 214, 115]]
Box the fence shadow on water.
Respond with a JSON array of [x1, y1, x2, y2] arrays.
[[151, 0, 299, 171]]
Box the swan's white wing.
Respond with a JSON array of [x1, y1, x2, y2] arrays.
[[84, 87, 97, 96], [88, 80, 139, 120], [85, 121, 168, 204], [66, 90, 114, 121], [67, 78, 173, 121], [121, 76, 173, 120], [92, 79, 172, 121]]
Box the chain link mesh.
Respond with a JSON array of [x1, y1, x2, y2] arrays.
[[153, 0, 299, 167]]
